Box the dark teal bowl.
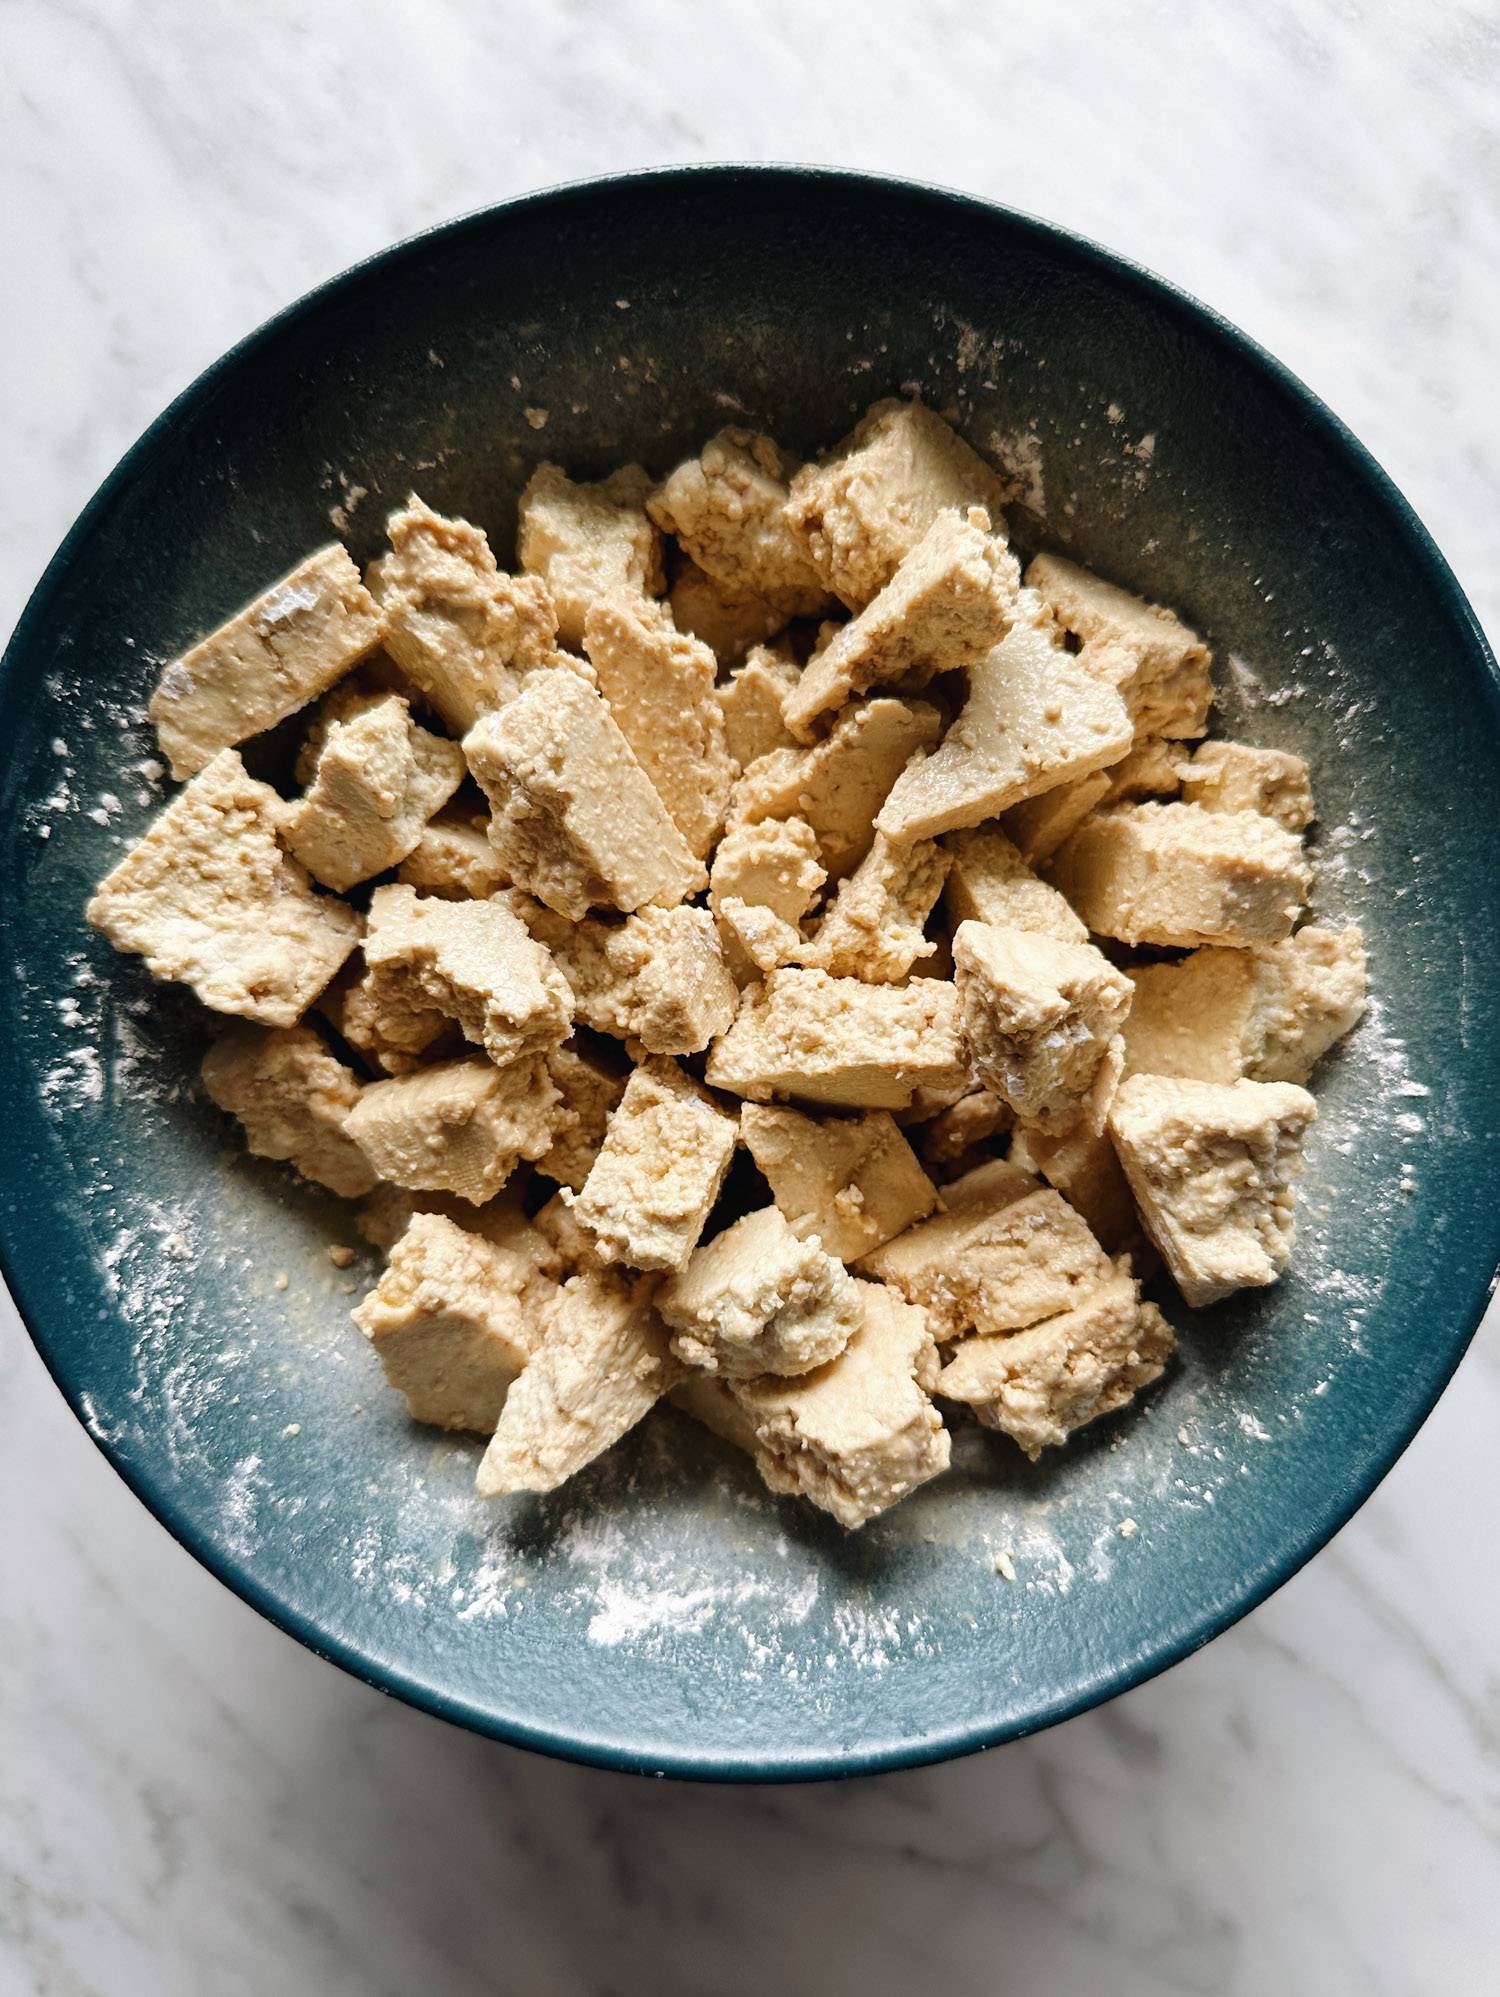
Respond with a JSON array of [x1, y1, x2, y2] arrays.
[[4, 167, 1499, 1781]]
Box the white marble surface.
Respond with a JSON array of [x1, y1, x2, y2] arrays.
[[3, 2, 1498, 1990]]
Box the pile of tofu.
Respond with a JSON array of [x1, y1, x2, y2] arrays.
[[86, 399, 1366, 1530]]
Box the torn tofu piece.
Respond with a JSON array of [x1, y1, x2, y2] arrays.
[[354, 1179, 563, 1276], [648, 428, 831, 616], [715, 900, 807, 980], [1098, 735, 1185, 805], [733, 1279, 951, 1528], [523, 901, 737, 1055], [1008, 1038, 1138, 1251], [1123, 926, 1366, 1085], [716, 643, 802, 769], [201, 1021, 376, 1198], [659, 1206, 861, 1378], [913, 1089, 1013, 1182], [1050, 801, 1312, 948], [582, 593, 734, 858], [360, 885, 572, 1069], [566, 1058, 738, 1272], [668, 559, 788, 665], [281, 691, 466, 892], [536, 1040, 628, 1191], [321, 954, 455, 1077], [943, 825, 1087, 943], [85, 749, 359, 1027], [939, 1271, 1175, 1459], [875, 599, 1132, 843], [706, 969, 966, 1111], [740, 1103, 938, 1260], [396, 802, 511, 899], [732, 695, 943, 878], [368, 497, 572, 732], [801, 833, 950, 983], [1026, 552, 1213, 741], [148, 545, 382, 780], [861, 1157, 1114, 1340], [1003, 771, 1112, 866], [952, 921, 1132, 1132], [353, 1211, 555, 1430], [1107, 1074, 1317, 1307], [668, 1370, 768, 1458], [784, 507, 1019, 737], [463, 671, 705, 919], [786, 398, 1013, 610], [516, 461, 664, 649], [1180, 741, 1315, 833], [709, 815, 826, 939], [344, 1054, 561, 1204], [475, 1267, 680, 1495]]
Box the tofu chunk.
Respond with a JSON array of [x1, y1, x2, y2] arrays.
[[396, 803, 511, 899], [523, 901, 737, 1056], [668, 559, 788, 665], [1180, 740, 1315, 833], [516, 462, 664, 649], [475, 1267, 680, 1495], [583, 592, 734, 858], [201, 1021, 376, 1198], [716, 644, 802, 769], [1007, 1036, 1137, 1251], [1026, 552, 1213, 741], [345, 1054, 561, 1204], [1050, 801, 1312, 948], [942, 825, 1087, 943], [740, 1103, 938, 1260], [952, 921, 1132, 1132], [566, 1058, 738, 1272], [706, 969, 966, 1111], [801, 833, 950, 983], [648, 429, 831, 616], [861, 1157, 1114, 1340], [914, 1089, 1013, 1182], [786, 399, 1012, 610], [463, 672, 706, 919], [938, 1272, 1175, 1458], [1002, 771, 1113, 865], [282, 691, 465, 892], [710, 815, 825, 930], [733, 1279, 951, 1528], [148, 545, 382, 779], [784, 507, 1018, 736], [536, 1040, 628, 1191], [85, 749, 359, 1027], [1098, 735, 1186, 805], [353, 1211, 553, 1431], [875, 599, 1132, 843], [1107, 1074, 1317, 1307], [659, 1205, 861, 1377]]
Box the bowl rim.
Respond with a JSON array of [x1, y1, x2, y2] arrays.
[[5, 161, 1500, 1784]]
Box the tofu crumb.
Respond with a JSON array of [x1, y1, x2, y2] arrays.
[[993, 1549, 1017, 1581]]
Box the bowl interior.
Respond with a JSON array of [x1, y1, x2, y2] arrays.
[[4, 169, 1499, 1778]]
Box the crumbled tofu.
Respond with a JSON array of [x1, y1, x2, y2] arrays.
[[396, 803, 511, 899], [523, 901, 737, 1055], [659, 1205, 861, 1377], [784, 507, 1018, 736], [875, 598, 1132, 843], [1099, 735, 1185, 805], [943, 825, 1087, 943], [1050, 801, 1312, 948], [566, 1058, 738, 1271], [583, 592, 734, 857], [369, 497, 571, 731], [648, 429, 831, 616], [733, 1279, 951, 1528], [716, 643, 802, 769], [732, 695, 943, 878], [801, 833, 950, 983], [463, 672, 706, 919], [668, 559, 787, 664], [148, 545, 383, 779], [1008, 1038, 1138, 1251], [1107, 1074, 1317, 1306], [786, 399, 1012, 610], [344, 1054, 561, 1204], [516, 461, 664, 649], [475, 1267, 679, 1495], [282, 691, 465, 892], [353, 1211, 553, 1430], [706, 969, 966, 1111], [322, 954, 455, 1076], [861, 1157, 1114, 1339], [1026, 552, 1213, 741], [1003, 771, 1112, 865], [1123, 926, 1366, 1085], [938, 1271, 1175, 1459], [536, 1040, 628, 1191], [952, 921, 1132, 1132], [85, 749, 359, 1027], [201, 1021, 376, 1197], [1181, 740, 1315, 832], [914, 1088, 1013, 1181], [710, 814, 825, 927], [740, 1104, 938, 1260]]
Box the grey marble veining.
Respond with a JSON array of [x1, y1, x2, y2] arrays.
[[2, 2, 1498, 1992]]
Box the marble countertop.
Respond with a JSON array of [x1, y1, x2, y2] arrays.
[[3, 3, 1498, 1991]]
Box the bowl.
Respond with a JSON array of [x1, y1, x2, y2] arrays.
[[4, 166, 1498, 1781]]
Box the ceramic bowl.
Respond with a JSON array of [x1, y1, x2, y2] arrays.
[[4, 167, 1498, 1780]]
